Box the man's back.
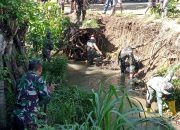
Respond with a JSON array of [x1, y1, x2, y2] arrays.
[[13, 71, 50, 125], [147, 76, 173, 95]]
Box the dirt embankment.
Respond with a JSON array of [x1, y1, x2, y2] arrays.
[[98, 15, 180, 80], [68, 12, 180, 79]]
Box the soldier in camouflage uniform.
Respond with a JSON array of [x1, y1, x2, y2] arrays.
[[12, 60, 54, 130], [87, 35, 103, 65], [118, 46, 142, 88], [75, 0, 88, 22], [42, 29, 53, 61]]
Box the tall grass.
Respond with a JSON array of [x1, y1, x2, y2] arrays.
[[47, 85, 93, 125], [41, 57, 175, 130], [46, 84, 174, 130]]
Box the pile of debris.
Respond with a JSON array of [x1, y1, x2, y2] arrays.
[[63, 19, 116, 61]]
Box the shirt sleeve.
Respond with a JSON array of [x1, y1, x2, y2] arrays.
[[36, 76, 51, 104]]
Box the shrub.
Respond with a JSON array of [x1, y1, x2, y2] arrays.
[[153, 0, 180, 18], [47, 85, 93, 125], [25, 2, 71, 57], [49, 84, 174, 130], [42, 56, 68, 84]]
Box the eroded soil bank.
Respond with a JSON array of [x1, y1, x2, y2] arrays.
[[67, 14, 180, 129], [100, 15, 180, 80], [68, 12, 180, 80]]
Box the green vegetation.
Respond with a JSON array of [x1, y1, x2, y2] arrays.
[[153, 0, 180, 18], [81, 19, 99, 28], [48, 85, 93, 125], [168, 0, 180, 17], [1, 0, 179, 129], [172, 79, 180, 111], [42, 57, 68, 84], [25, 2, 70, 57]]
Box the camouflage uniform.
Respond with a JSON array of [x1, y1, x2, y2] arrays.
[[118, 47, 140, 88], [12, 71, 51, 130], [87, 38, 100, 65], [118, 47, 137, 74], [75, 0, 88, 22], [42, 30, 53, 61]]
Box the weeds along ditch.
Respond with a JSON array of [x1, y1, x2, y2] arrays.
[[2, 0, 179, 129], [5, 50, 176, 130], [35, 57, 175, 130]]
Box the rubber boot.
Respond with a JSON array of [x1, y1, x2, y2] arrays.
[[168, 101, 177, 116], [146, 108, 150, 116], [146, 108, 150, 113]]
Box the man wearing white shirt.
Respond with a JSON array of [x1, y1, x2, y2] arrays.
[[146, 75, 177, 116]]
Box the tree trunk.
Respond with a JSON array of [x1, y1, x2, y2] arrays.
[[0, 32, 6, 130], [0, 20, 28, 129]]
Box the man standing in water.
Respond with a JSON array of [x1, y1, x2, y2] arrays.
[[87, 35, 103, 65], [118, 46, 143, 88]]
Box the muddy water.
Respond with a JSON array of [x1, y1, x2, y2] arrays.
[[67, 61, 178, 130], [67, 60, 157, 109], [67, 60, 120, 91]]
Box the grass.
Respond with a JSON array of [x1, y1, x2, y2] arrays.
[[42, 83, 175, 130], [39, 58, 177, 129], [47, 85, 93, 125], [81, 19, 99, 29]]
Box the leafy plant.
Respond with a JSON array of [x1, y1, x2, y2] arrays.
[[47, 84, 174, 130], [168, 0, 180, 17], [154, 67, 168, 76], [153, 0, 180, 18], [25, 1, 71, 57], [0, 67, 11, 83], [81, 19, 99, 28], [47, 85, 93, 125], [42, 56, 68, 84]]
